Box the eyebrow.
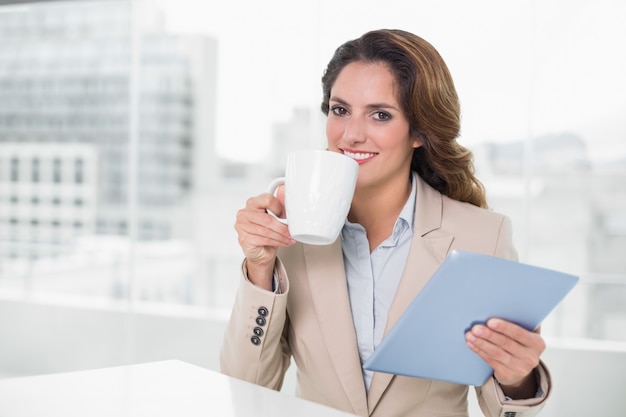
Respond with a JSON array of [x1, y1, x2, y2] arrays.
[[329, 96, 400, 112]]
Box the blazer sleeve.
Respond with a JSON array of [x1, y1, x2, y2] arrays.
[[475, 214, 552, 417], [476, 362, 552, 417], [219, 258, 291, 390]]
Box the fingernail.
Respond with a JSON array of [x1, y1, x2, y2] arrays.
[[487, 318, 501, 329]]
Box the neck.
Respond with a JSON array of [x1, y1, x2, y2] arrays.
[[348, 173, 413, 250]]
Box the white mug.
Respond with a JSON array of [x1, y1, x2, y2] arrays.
[[267, 150, 359, 245]]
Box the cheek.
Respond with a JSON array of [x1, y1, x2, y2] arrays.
[[325, 119, 342, 142]]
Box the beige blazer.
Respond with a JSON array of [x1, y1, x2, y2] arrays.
[[221, 175, 551, 417]]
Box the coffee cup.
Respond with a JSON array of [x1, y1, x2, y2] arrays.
[[267, 149, 359, 245]]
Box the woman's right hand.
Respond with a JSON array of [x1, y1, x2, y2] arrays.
[[234, 190, 295, 290]]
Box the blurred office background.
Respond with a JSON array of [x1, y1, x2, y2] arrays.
[[0, 0, 624, 415]]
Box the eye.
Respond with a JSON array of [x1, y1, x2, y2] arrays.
[[330, 106, 348, 116], [372, 111, 391, 121]]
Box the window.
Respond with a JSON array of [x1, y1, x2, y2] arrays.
[[0, 0, 623, 346], [31, 158, 40, 182], [74, 158, 83, 184], [53, 158, 62, 183], [10, 158, 18, 182]]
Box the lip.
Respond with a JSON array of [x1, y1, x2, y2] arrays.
[[341, 148, 378, 165]]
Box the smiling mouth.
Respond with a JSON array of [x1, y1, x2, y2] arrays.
[[342, 150, 378, 164]]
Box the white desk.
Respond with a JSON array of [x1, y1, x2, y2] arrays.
[[0, 360, 356, 416]]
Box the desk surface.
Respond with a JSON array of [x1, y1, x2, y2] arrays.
[[0, 360, 355, 417]]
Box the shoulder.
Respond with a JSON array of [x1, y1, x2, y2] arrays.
[[415, 173, 509, 231], [441, 194, 508, 225], [437, 195, 517, 260]]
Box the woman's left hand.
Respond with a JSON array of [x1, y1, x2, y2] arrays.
[[465, 318, 545, 398]]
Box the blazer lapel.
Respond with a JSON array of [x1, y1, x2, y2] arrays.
[[304, 240, 369, 416], [367, 177, 454, 411]]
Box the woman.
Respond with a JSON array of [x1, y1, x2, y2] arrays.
[[221, 29, 551, 417]]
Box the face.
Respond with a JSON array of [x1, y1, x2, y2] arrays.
[[326, 61, 422, 192]]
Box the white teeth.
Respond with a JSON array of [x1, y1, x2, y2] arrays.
[[344, 151, 376, 160]]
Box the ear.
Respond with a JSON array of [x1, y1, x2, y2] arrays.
[[411, 135, 423, 149]]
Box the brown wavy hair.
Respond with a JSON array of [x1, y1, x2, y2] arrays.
[[321, 29, 487, 208]]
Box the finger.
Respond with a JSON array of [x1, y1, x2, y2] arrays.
[[467, 322, 543, 363], [469, 319, 545, 359], [246, 193, 287, 219], [486, 318, 545, 351], [240, 194, 287, 229], [465, 321, 544, 385], [235, 210, 293, 246], [466, 324, 519, 366], [465, 328, 521, 383], [237, 221, 293, 249]]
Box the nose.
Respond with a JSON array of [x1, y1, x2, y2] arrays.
[[342, 116, 366, 145]]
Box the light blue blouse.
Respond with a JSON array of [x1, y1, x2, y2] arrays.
[[341, 174, 417, 390]]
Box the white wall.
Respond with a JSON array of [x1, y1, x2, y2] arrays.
[[0, 298, 227, 377], [540, 339, 626, 416], [0, 298, 624, 416]]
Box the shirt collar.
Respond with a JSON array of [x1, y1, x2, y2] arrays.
[[396, 172, 417, 235]]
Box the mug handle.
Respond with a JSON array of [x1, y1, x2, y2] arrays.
[[266, 177, 288, 225]]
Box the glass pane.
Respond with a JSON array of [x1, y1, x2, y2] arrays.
[[0, 0, 133, 302], [0, 0, 624, 347]]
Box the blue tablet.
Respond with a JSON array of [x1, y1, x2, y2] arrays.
[[363, 250, 579, 386]]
